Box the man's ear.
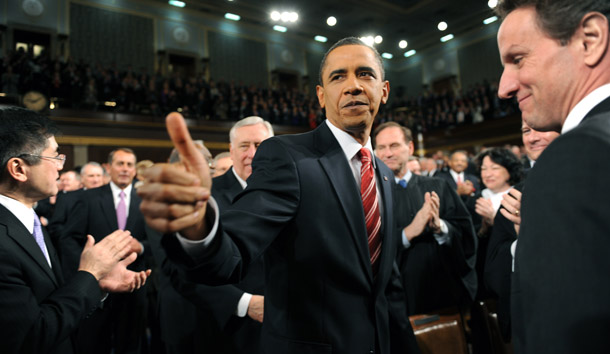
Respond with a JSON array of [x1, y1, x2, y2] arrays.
[[578, 11, 609, 67], [316, 85, 326, 108], [381, 80, 390, 104], [6, 158, 29, 183]]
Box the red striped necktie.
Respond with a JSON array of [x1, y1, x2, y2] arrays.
[[359, 148, 382, 275]]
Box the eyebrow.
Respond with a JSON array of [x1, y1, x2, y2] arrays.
[[327, 66, 377, 80]]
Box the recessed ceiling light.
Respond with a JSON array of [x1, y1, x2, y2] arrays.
[[483, 16, 498, 25], [440, 34, 454, 42], [168, 0, 185, 8], [273, 25, 287, 32], [381, 53, 393, 59], [327, 16, 337, 26], [374, 35, 383, 44], [315, 35, 328, 43], [404, 50, 416, 57], [224, 13, 240, 21], [399, 40, 408, 49], [488, 0, 498, 8], [438, 21, 448, 31], [270, 11, 281, 21]]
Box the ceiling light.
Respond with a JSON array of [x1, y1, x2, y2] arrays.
[[270, 11, 281, 21], [281, 12, 291, 22], [381, 53, 393, 59], [483, 16, 498, 25], [273, 25, 287, 32], [374, 35, 383, 44], [359, 36, 375, 46], [327, 16, 337, 26], [488, 0, 498, 8], [440, 34, 454, 42], [315, 35, 328, 43], [289, 12, 298, 23], [399, 40, 408, 49], [224, 13, 240, 21], [437, 21, 448, 31], [168, 0, 185, 7], [404, 50, 416, 57]]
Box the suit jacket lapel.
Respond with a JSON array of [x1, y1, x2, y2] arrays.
[[0, 205, 58, 286], [584, 96, 610, 120], [373, 158, 395, 290], [99, 185, 119, 231], [315, 124, 373, 283]]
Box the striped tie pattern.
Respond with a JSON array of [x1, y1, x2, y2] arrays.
[[359, 148, 382, 275]]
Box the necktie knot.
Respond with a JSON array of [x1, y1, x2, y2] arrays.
[[398, 179, 408, 188], [119, 190, 126, 199], [359, 148, 372, 165]]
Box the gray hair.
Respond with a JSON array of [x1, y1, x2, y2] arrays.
[[229, 116, 274, 144]]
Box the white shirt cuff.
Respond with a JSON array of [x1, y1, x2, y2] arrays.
[[433, 219, 450, 245], [176, 197, 220, 259], [401, 230, 411, 249], [236, 292, 252, 317], [511, 239, 518, 272]]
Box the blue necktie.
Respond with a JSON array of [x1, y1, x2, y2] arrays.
[[398, 179, 408, 188], [33, 212, 51, 267]]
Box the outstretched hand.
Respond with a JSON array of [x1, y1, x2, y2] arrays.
[[99, 252, 152, 293], [79, 231, 133, 281], [137, 112, 212, 240]]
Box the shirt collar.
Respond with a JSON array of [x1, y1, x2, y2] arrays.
[[325, 120, 376, 168], [231, 167, 247, 189], [110, 181, 132, 197], [0, 194, 35, 233], [562, 84, 610, 134], [394, 170, 413, 184]]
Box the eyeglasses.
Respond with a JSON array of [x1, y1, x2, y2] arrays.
[[18, 153, 66, 168]]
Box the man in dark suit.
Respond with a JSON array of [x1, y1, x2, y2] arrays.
[[149, 117, 271, 353], [63, 148, 149, 354], [495, 1, 610, 352], [138, 37, 419, 354], [0, 106, 149, 354], [374, 122, 477, 315]]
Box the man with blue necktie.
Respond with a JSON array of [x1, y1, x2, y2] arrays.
[[374, 122, 478, 315]]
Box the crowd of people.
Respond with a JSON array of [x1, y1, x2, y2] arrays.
[[1, 0, 609, 353], [1, 47, 517, 132]]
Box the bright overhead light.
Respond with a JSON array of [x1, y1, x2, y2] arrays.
[[404, 49, 416, 57], [374, 35, 383, 44], [327, 16, 337, 26], [273, 25, 287, 32], [488, 0, 498, 8], [440, 34, 454, 42], [359, 36, 375, 46], [289, 12, 298, 22], [270, 11, 281, 21], [314, 35, 328, 43], [168, 0, 185, 8], [399, 40, 408, 49], [381, 53, 393, 59], [224, 13, 240, 21], [483, 16, 498, 25], [437, 21, 448, 31]]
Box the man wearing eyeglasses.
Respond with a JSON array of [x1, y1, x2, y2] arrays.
[[0, 106, 150, 354]]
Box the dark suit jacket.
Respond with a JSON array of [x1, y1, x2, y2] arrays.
[[148, 167, 263, 353], [48, 189, 85, 276], [163, 122, 418, 354], [0, 204, 101, 354], [512, 96, 610, 353], [393, 174, 477, 315], [484, 182, 524, 342]]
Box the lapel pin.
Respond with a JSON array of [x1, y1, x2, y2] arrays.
[[383, 176, 388, 181]]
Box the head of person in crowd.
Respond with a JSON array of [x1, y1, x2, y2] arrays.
[[373, 122, 414, 178], [510, 145, 522, 158], [496, 0, 610, 132], [317, 37, 389, 144], [521, 119, 560, 162], [108, 147, 137, 189], [168, 140, 213, 178], [212, 151, 232, 177], [59, 170, 82, 192], [407, 156, 422, 175], [80, 161, 105, 189], [0, 107, 63, 206], [425, 158, 438, 174], [229, 116, 274, 181], [476, 147, 523, 193], [448, 150, 470, 174]]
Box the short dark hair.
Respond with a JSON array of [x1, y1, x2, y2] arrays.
[[0, 107, 60, 182], [373, 122, 413, 146], [475, 147, 523, 186], [108, 148, 137, 165], [496, 0, 610, 45], [318, 37, 385, 86]]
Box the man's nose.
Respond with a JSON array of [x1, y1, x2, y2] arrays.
[[498, 68, 518, 99]]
